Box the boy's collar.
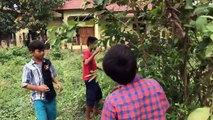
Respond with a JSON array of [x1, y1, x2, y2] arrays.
[[30, 59, 45, 64], [134, 73, 143, 81], [118, 74, 142, 87]]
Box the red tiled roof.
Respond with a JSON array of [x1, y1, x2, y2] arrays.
[[58, 0, 94, 10], [58, 0, 131, 11], [106, 3, 132, 12]]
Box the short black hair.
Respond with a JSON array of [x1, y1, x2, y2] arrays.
[[87, 36, 97, 46], [28, 40, 45, 52], [103, 45, 137, 85]]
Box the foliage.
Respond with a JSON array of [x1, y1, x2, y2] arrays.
[[47, 21, 78, 50], [0, 0, 19, 33], [46, 0, 213, 119], [187, 107, 213, 120], [2, 0, 212, 119], [0, 47, 115, 120], [0, 47, 29, 64], [0, 0, 66, 34], [86, 0, 213, 119]]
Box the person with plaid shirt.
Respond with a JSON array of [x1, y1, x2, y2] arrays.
[[102, 45, 170, 120]]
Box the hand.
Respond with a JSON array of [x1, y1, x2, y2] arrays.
[[38, 85, 50, 92], [94, 47, 101, 55], [97, 66, 103, 71], [56, 83, 63, 92], [88, 70, 96, 77]]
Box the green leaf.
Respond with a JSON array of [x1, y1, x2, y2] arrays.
[[116, 0, 128, 5], [195, 16, 208, 33], [184, 24, 193, 28], [61, 39, 68, 43], [205, 44, 213, 58], [103, 39, 108, 49], [94, 0, 104, 6], [200, 0, 210, 4], [66, 29, 75, 38], [210, 34, 213, 40], [188, 107, 211, 120], [51, 38, 57, 45], [199, 37, 212, 50], [201, 16, 213, 20], [88, 75, 97, 82], [82, 1, 91, 9], [193, 6, 209, 15], [207, 23, 213, 32], [67, 20, 77, 26]]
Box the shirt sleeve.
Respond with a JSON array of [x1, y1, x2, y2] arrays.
[[22, 65, 32, 88], [83, 51, 90, 60], [101, 98, 117, 120], [160, 89, 170, 112], [50, 64, 57, 78]]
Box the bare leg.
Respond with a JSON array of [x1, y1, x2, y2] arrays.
[[93, 101, 100, 116], [86, 104, 91, 120]]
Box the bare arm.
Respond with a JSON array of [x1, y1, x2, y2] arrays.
[[24, 84, 50, 92], [52, 77, 60, 84], [84, 47, 101, 65], [52, 77, 63, 92], [49, 63, 63, 92]]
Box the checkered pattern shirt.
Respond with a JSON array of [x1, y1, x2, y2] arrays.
[[101, 74, 170, 120], [22, 59, 56, 101]]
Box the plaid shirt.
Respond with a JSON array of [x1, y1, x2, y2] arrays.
[[101, 74, 170, 120], [21, 59, 56, 101]]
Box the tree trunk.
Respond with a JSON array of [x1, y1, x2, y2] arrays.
[[179, 31, 190, 104]]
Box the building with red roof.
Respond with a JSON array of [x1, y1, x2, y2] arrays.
[[49, 0, 143, 45]]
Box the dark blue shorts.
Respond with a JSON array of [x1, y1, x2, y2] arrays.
[[85, 80, 102, 107]]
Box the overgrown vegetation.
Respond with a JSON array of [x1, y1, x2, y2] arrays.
[[0, 47, 115, 120], [87, 0, 213, 119], [46, 0, 213, 119], [0, 0, 66, 40], [1, 0, 213, 119]]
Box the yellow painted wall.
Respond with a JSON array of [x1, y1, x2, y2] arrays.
[[15, 28, 29, 47], [63, 10, 93, 22], [48, 10, 100, 38], [63, 10, 100, 38]]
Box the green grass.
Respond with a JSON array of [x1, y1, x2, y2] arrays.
[[0, 48, 116, 120]]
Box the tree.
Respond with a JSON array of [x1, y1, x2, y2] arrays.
[[0, 0, 19, 34], [0, 0, 66, 35], [87, 0, 213, 119]]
